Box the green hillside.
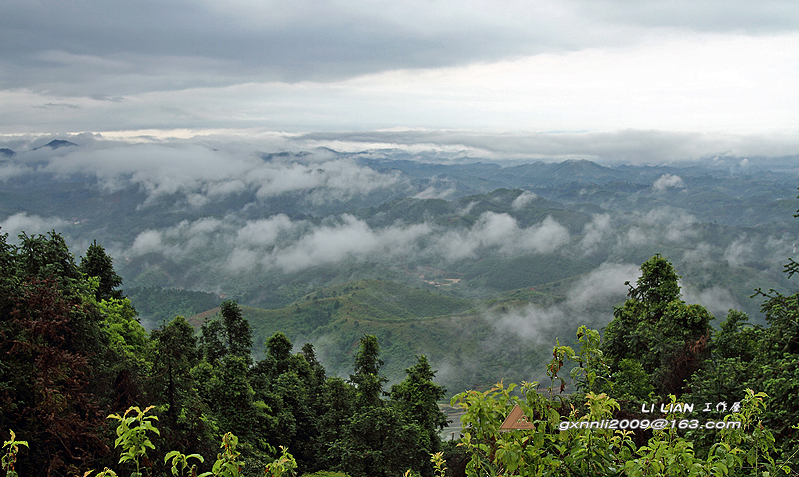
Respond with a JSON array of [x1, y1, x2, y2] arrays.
[[189, 278, 580, 395]]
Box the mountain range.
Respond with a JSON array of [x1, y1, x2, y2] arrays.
[[1, 137, 798, 393]]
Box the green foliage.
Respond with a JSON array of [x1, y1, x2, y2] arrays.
[[452, 369, 790, 476], [16, 231, 83, 294], [82, 469, 120, 477], [264, 446, 297, 477], [331, 406, 427, 477], [200, 318, 229, 364], [349, 335, 388, 409], [430, 452, 446, 477], [199, 301, 253, 365], [221, 301, 253, 362], [202, 433, 245, 477], [602, 255, 712, 397], [1, 430, 28, 477], [165, 450, 204, 477], [0, 231, 147, 476], [80, 240, 123, 302], [740, 287, 799, 457], [150, 315, 200, 430], [6, 230, 799, 476], [95, 294, 149, 368], [196, 356, 260, 444], [611, 358, 655, 402], [299, 472, 351, 477], [107, 405, 160, 477], [264, 332, 294, 378], [391, 355, 449, 463]]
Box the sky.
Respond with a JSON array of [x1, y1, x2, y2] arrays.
[[2, 0, 799, 161]]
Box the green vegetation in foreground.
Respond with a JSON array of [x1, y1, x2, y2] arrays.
[[3, 228, 799, 476]]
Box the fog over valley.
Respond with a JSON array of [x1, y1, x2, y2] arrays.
[[1, 136, 797, 390], [6, 2, 799, 475], [3, 0, 799, 391]]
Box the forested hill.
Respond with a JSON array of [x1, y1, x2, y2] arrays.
[[2, 143, 799, 399], [2, 230, 799, 477]]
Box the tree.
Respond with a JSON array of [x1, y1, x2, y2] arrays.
[[333, 406, 426, 477], [737, 287, 799, 457], [0, 231, 118, 476], [150, 316, 199, 430], [199, 301, 253, 365], [390, 355, 448, 476], [602, 255, 712, 397], [2, 277, 109, 476], [16, 231, 82, 291], [349, 335, 387, 409], [301, 342, 326, 393], [79, 240, 123, 302], [317, 377, 356, 470], [325, 335, 436, 476], [199, 318, 227, 364], [220, 300, 252, 362], [264, 332, 293, 379], [196, 355, 259, 444]]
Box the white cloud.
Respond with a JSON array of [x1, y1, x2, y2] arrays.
[[566, 262, 641, 310], [681, 242, 716, 269], [723, 237, 754, 267], [653, 173, 685, 191], [579, 213, 612, 255], [412, 186, 457, 200], [436, 212, 570, 260], [129, 230, 165, 256], [33, 141, 406, 208], [620, 226, 649, 248], [488, 261, 640, 344], [517, 216, 571, 254], [268, 215, 431, 272], [235, 214, 296, 248], [128, 217, 230, 260], [0, 212, 69, 237], [511, 191, 537, 210], [490, 303, 568, 346], [0, 163, 29, 181], [642, 207, 699, 242], [682, 286, 739, 318]]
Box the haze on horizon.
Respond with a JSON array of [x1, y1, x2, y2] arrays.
[[2, 0, 799, 163]]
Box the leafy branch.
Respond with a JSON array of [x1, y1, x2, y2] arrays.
[[1, 430, 29, 477], [107, 405, 160, 477]]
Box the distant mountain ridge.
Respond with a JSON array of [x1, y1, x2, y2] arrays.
[[3, 141, 799, 395], [32, 139, 78, 151]]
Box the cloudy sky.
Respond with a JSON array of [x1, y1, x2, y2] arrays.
[[2, 0, 799, 159]]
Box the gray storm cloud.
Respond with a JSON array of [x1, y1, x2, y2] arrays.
[[4, 0, 798, 93], [2, 0, 798, 147]]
